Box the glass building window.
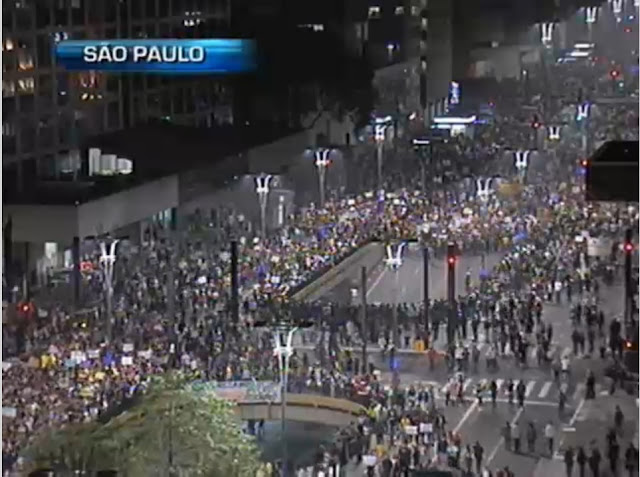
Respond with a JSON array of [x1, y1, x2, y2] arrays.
[[17, 50, 34, 71], [368, 6, 381, 19], [18, 77, 35, 94], [395, 6, 404, 15], [3, 81, 16, 97]]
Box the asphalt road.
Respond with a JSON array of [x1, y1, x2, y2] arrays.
[[430, 282, 635, 477], [365, 249, 505, 305]]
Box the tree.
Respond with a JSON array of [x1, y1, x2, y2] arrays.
[[25, 373, 261, 477]]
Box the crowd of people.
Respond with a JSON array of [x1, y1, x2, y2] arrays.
[[3, 39, 639, 477]]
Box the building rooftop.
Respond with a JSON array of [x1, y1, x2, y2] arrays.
[[4, 122, 302, 206]]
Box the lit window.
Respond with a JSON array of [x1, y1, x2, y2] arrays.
[[2, 80, 16, 97], [368, 6, 381, 18], [395, 6, 404, 15], [3, 122, 15, 137], [4, 38, 14, 51], [411, 6, 420, 15], [17, 77, 34, 93], [18, 50, 34, 71], [53, 31, 69, 43], [421, 18, 428, 29]]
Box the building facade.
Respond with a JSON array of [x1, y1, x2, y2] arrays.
[[2, 0, 233, 197]]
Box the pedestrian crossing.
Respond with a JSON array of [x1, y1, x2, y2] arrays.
[[433, 377, 595, 403]]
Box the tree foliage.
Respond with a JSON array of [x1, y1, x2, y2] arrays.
[[25, 373, 261, 477]]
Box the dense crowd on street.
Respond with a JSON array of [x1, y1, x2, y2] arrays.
[[3, 40, 640, 477]]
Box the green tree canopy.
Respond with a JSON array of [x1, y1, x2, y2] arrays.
[[25, 373, 261, 477]]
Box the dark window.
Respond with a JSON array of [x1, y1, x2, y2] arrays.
[[35, 4, 51, 29], [105, 0, 118, 23], [19, 119, 36, 154], [36, 34, 52, 68], [145, 0, 157, 18], [107, 101, 120, 130]]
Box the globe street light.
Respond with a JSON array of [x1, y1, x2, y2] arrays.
[[314, 149, 332, 208], [514, 150, 531, 183], [384, 242, 406, 384], [254, 174, 273, 238], [99, 239, 119, 341], [576, 103, 591, 155], [272, 322, 298, 477]]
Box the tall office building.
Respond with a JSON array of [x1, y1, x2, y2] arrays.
[[2, 0, 233, 198]]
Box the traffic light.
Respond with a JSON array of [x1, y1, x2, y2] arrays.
[[624, 27, 632, 33], [610, 70, 620, 79], [532, 115, 540, 129], [580, 159, 589, 168]]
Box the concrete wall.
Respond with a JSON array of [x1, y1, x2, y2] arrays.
[[4, 205, 79, 243], [247, 130, 313, 174], [234, 393, 363, 427], [292, 242, 385, 302], [77, 176, 179, 238]]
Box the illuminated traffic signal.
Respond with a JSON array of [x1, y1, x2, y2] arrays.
[[447, 256, 456, 265], [610, 70, 620, 79], [624, 242, 634, 253], [581, 159, 589, 168], [532, 115, 540, 129], [624, 27, 632, 33]]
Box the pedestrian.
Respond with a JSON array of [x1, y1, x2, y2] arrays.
[[544, 421, 556, 456], [473, 441, 484, 474], [511, 424, 521, 454], [526, 422, 537, 453], [576, 446, 587, 477], [624, 443, 638, 477], [608, 439, 620, 475], [564, 446, 574, 477], [589, 447, 601, 477]]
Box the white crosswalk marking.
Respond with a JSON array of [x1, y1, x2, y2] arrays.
[[463, 378, 473, 391], [539, 381, 553, 398], [572, 383, 585, 401], [495, 379, 504, 391], [525, 381, 536, 397]]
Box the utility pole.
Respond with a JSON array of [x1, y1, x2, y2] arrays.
[[423, 246, 430, 339], [446, 243, 457, 346], [624, 228, 634, 328], [360, 266, 368, 374], [230, 239, 239, 323]]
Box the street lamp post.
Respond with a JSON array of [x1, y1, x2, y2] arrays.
[[254, 174, 273, 238], [514, 150, 531, 183], [577, 103, 590, 156], [273, 323, 298, 477], [375, 125, 388, 191], [314, 149, 331, 208], [99, 239, 119, 341], [384, 242, 406, 383], [476, 177, 493, 203]]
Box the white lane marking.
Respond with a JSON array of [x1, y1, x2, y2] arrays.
[[453, 400, 479, 434], [525, 381, 536, 397], [486, 407, 524, 465], [539, 381, 553, 399], [571, 383, 585, 402], [568, 398, 586, 427], [366, 267, 387, 297]]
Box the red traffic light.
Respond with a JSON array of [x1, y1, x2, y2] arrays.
[[610, 70, 619, 78], [624, 27, 632, 33], [447, 256, 456, 265], [624, 242, 634, 253], [580, 159, 589, 167], [532, 122, 540, 129]]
